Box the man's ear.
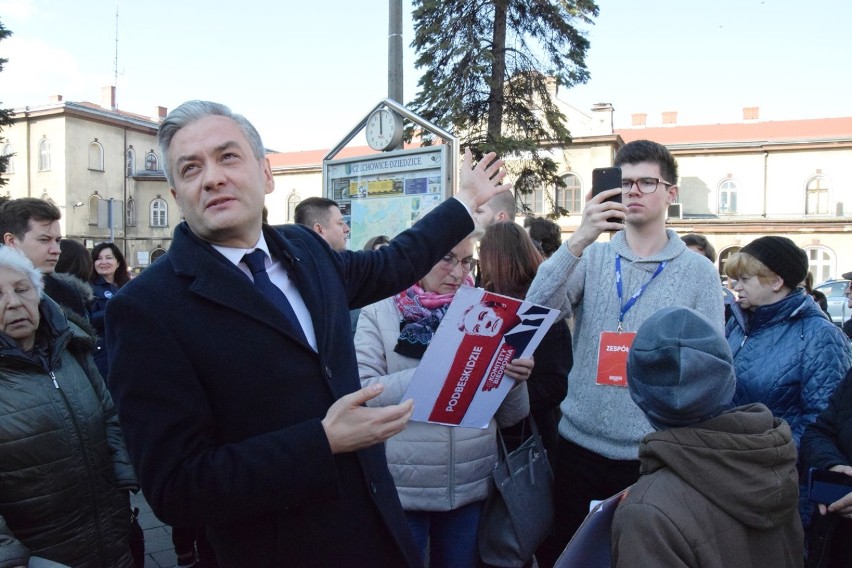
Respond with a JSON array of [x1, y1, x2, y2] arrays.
[[3, 233, 17, 246], [496, 211, 508, 222], [668, 185, 679, 204], [313, 223, 325, 235]]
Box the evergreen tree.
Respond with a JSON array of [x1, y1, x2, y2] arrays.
[[409, 0, 598, 216], [0, 19, 13, 188]]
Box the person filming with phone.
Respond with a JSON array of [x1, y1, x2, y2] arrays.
[[527, 139, 724, 566]]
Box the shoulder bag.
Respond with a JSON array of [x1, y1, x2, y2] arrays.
[[478, 417, 555, 567]]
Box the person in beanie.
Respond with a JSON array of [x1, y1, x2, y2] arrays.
[[724, 236, 850, 447], [611, 306, 803, 568]]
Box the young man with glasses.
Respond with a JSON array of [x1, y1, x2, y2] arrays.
[[527, 139, 725, 567]]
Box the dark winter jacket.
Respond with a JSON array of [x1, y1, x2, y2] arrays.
[[801, 368, 852, 567], [89, 275, 121, 378], [44, 272, 93, 320], [0, 296, 137, 568], [803, 367, 852, 471], [104, 201, 477, 567], [726, 289, 851, 446], [612, 404, 803, 568], [500, 317, 572, 458]]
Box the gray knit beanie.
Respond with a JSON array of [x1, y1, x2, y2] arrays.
[[627, 307, 735, 430]]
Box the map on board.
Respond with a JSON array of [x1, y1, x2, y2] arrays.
[[325, 146, 449, 250]]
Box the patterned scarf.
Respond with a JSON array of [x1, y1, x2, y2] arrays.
[[393, 276, 474, 359]]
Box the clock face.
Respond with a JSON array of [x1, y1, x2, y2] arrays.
[[365, 109, 403, 151]]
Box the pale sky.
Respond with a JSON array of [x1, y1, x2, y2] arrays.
[[1, 0, 850, 152]]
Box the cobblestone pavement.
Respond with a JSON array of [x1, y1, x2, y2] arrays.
[[131, 491, 179, 568]]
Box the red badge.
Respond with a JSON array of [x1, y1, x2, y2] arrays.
[[596, 331, 636, 387]]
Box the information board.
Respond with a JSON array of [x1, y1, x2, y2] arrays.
[[324, 145, 450, 250]]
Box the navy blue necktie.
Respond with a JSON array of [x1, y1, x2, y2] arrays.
[[242, 249, 307, 342]]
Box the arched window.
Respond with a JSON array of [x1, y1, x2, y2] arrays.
[[88, 140, 104, 171], [126, 147, 136, 177], [520, 188, 545, 215], [806, 175, 830, 215], [150, 197, 168, 227], [126, 196, 137, 227], [150, 247, 167, 263], [88, 193, 102, 226], [2, 143, 13, 174], [718, 246, 742, 279], [145, 151, 159, 171], [804, 246, 835, 284], [718, 179, 738, 214], [287, 193, 301, 222], [556, 173, 582, 214], [38, 138, 51, 171]]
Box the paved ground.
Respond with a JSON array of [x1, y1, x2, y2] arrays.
[[130, 491, 180, 568]]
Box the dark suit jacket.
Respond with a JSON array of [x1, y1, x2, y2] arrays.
[[105, 198, 473, 567]]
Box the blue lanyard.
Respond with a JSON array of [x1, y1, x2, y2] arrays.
[[615, 255, 666, 329]]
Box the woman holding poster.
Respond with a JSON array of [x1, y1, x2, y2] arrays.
[[355, 233, 531, 568]]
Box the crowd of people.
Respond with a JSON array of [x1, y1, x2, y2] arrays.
[[0, 101, 851, 568]]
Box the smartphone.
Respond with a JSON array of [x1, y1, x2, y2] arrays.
[[808, 468, 852, 504], [592, 166, 622, 224]]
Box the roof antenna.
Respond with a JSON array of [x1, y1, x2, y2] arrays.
[[113, 4, 119, 109]]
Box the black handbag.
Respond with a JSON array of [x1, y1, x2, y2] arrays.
[[478, 417, 555, 567]]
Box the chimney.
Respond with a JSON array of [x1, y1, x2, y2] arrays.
[[545, 76, 558, 99], [662, 111, 677, 125], [743, 106, 759, 121], [48, 95, 63, 103], [156, 106, 168, 120], [590, 103, 614, 133], [101, 86, 116, 110], [631, 113, 647, 127]]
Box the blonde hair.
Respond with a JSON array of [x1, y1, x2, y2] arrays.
[[724, 252, 777, 286]]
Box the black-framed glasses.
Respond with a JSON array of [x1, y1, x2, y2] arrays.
[[621, 177, 673, 194], [440, 254, 477, 272]]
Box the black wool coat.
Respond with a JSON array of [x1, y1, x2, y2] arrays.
[[105, 198, 473, 567]]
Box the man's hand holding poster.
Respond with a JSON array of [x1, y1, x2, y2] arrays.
[[402, 287, 559, 428]]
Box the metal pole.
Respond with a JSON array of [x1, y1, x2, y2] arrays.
[[388, 0, 403, 104], [108, 198, 114, 243]]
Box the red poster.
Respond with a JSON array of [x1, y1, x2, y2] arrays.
[[403, 287, 559, 428]]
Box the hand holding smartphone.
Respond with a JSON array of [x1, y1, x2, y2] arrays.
[[809, 467, 852, 504], [592, 166, 623, 225]]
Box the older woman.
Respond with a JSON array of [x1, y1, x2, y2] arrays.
[[355, 233, 531, 568], [0, 246, 137, 567], [725, 236, 850, 446]]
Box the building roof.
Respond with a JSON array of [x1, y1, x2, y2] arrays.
[[267, 145, 384, 169], [13, 100, 161, 133], [616, 116, 852, 147]]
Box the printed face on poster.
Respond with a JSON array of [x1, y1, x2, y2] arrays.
[[324, 146, 449, 250], [402, 287, 559, 429]]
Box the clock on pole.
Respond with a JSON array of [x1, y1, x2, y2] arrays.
[[365, 107, 404, 151]]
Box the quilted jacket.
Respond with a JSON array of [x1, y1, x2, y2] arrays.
[[355, 295, 529, 512], [726, 289, 851, 446], [0, 297, 137, 568]]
